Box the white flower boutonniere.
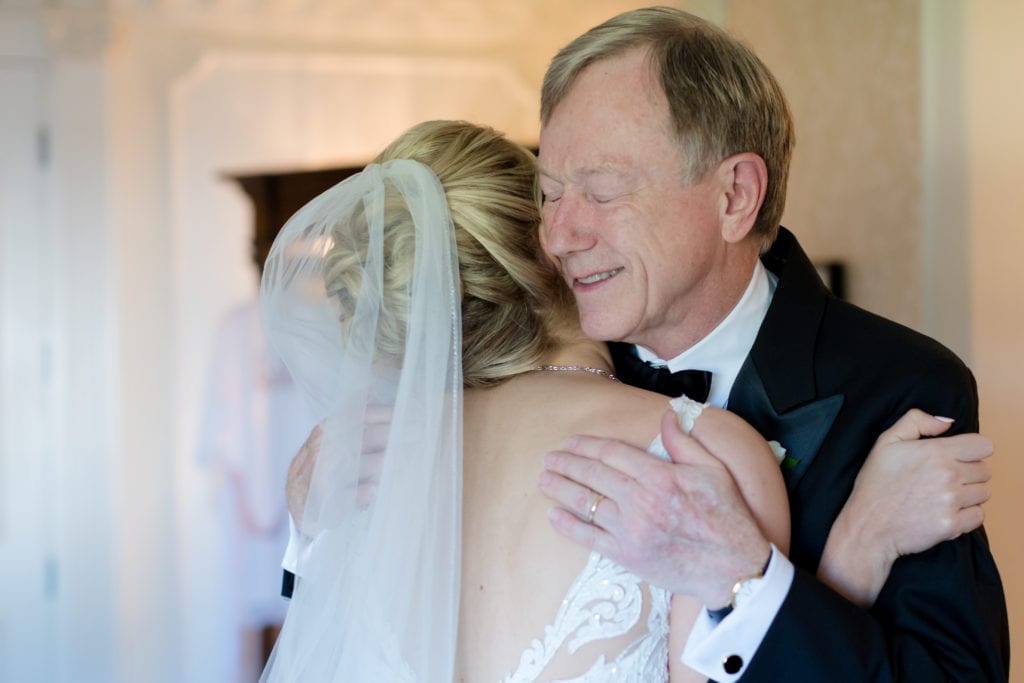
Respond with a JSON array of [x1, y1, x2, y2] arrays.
[[767, 440, 787, 465]]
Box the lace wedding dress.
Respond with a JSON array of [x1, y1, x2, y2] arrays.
[[500, 547, 671, 682]]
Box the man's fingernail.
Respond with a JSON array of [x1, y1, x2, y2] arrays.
[[935, 416, 955, 423], [563, 436, 578, 450]]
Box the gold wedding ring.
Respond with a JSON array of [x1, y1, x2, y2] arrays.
[[586, 492, 606, 524]]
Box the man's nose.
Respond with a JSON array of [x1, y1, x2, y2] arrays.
[[542, 195, 595, 258]]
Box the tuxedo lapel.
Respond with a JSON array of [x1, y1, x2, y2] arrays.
[[729, 358, 843, 492], [729, 228, 843, 492], [750, 228, 831, 413]]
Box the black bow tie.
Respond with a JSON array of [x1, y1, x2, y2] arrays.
[[608, 342, 712, 401]]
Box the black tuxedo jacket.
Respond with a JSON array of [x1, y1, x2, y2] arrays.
[[687, 227, 1008, 680]]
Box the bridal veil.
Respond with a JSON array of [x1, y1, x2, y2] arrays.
[[259, 159, 463, 681]]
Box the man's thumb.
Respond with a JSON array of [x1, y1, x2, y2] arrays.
[[660, 409, 715, 466]]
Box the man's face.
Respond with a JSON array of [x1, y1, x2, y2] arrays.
[[538, 49, 730, 356]]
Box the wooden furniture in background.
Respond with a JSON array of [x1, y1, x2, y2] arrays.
[[232, 166, 363, 273]]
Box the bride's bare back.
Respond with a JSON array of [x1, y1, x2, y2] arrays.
[[458, 370, 670, 680]]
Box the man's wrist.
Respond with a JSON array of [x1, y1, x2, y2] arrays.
[[708, 543, 773, 615], [683, 548, 795, 680]]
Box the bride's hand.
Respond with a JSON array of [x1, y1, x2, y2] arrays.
[[286, 425, 322, 532], [817, 409, 992, 607], [286, 405, 393, 531]]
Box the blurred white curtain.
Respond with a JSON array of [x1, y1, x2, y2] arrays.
[[191, 298, 313, 682]]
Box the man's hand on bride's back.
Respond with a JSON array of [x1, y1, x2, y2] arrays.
[[286, 405, 395, 532], [538, 410, 779, 609]]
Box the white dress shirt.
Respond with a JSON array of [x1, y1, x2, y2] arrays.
[[635, 259, 773, 409]]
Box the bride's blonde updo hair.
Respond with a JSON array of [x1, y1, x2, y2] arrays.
[[323, 120, 574, 388]]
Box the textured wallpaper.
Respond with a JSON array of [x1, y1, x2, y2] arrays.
[[728, 0, 922, 329]]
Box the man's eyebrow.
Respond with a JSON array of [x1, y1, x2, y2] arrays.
[[580, 162, 628, 176], [581, 166, 633, 181], [541, 164, 632, 183]]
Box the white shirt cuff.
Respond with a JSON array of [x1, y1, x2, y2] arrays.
[[681, 544, 794, 682], [281, 516, 316, 576]]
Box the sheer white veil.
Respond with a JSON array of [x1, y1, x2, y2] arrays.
[[259, 159, 463, 681]]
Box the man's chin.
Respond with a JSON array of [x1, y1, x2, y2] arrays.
[[579, 316, 635, 344]]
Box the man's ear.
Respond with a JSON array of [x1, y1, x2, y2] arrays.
[[717, 152, 767, 244]]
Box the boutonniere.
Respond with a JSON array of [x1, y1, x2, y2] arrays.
[[767, 440, 798, 470]]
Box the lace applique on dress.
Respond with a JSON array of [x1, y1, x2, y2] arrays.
[[500, 552, 670, 682]]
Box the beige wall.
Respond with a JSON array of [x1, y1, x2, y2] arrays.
[[967, 2, 1024, 678], [729, 0, 924, 331]]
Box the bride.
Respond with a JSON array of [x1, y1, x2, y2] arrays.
[[260, 120, 989, 681]]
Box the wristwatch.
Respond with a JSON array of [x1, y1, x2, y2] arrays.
[[729, 567, 767, 610], [707, 549, 773, 621]]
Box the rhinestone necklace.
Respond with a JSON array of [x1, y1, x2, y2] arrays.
[[534, 364, 618, 382]]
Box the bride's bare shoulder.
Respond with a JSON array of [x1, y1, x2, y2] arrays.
[[466, 372, 669, 454]]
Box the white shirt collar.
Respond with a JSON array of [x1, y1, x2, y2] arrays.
[[635, 260, 777, 408]]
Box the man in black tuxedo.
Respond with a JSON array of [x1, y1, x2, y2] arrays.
[[536, 7, 1008, 681]]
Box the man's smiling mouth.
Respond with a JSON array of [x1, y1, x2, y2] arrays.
[[576, 268, 623, 285]]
